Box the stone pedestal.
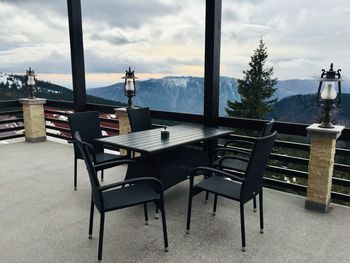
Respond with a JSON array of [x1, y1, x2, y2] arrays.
[[305, 124, 344, 212], [19, 98, 47, 143], [115, 107, 131, 155], [115, 107, 131, 135]]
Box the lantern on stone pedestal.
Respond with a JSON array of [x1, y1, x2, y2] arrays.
[[122, 67, 137, 109], [26, 67, 37, 99], [316, 63, 342, 128]]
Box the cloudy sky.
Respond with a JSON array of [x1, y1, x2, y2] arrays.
[[0, 0, 349, 88]]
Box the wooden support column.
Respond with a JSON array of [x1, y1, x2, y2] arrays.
[[204, 0, 222, 127], [67, 0, 87, 112]]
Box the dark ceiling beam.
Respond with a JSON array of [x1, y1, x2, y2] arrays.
[[203, 0, 222, 127], [67, 0, 87, 112]]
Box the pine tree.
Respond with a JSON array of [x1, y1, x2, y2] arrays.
[[226, 39, 277, 119]]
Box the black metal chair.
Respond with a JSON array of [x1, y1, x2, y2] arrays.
[[207, 119, 275, 209], [127, 107, 153, 132], [127, 107, 162, 217], [212, 119, 274, 173], [186, 132, 277, 252], [68, 111, 123, 190], [74, 131, 169, 262]]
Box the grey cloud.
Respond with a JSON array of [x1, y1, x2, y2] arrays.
[[0, 51, 71, 74], [1, 0, 67, 15], [231, 0, 265, 3], [2, 0, 183, 29], [2, 0, 350, 80], [171, 29, 204, 44], [89, 32, 136, 45], [222, 9, 239, 22], [81, 0, 183, 29], [165, 57, 203, 66], [32, 51, 71, 74], [84, 50, 175, 74]]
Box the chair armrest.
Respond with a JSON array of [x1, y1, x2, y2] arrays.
[[94, 159, 142, 173], [71, 138, 97, 162], [224, 139, 255, 148], [83, 141, 97, 163], [98, 177, 164, 193], [190, 166, 244, 182]]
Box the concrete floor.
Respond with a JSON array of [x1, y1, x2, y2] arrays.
[[1, 140, 350, 263]]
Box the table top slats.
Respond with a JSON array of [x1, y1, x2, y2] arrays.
[[97, 124, 233, 154]]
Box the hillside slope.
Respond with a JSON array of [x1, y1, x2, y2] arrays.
[[88, 76, 350, 115], [268, 94, 350, 126], [0, 73, 125, 106]]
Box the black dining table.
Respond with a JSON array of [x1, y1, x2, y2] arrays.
[[97, 124, 233, 189]]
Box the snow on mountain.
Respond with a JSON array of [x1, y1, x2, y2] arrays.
[[88, 76, 239, 115], [0, 72, 24, 89], [89, 76, 350, 116]]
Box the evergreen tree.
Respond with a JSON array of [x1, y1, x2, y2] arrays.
[[226, 39, 277, 119]]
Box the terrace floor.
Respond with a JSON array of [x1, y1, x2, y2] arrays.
[[1, 141, 350, 263]]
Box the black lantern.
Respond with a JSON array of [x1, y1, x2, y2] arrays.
[[316, 63, 342, 128], [122, 67, 137, 108], [26, 67, 37, 99]]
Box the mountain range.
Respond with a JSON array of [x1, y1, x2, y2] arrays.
[[267, 94, 350, 126], [0, 72, 124, 106], [88, 76, 350, 117], [1, 73, 349, 126]]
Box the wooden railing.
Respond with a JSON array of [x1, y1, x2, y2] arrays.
[[44, 100, 119, 150], [0, 100, 25, 141], [2, 99, 349, 203]]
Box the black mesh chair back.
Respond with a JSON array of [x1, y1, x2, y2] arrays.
[[74, 131, 104, 211], [127, 107, 153, 132], [74, 131, 169, 261], [260, 119, 274, 137], [68, 111, 122, 190], [187, 131, 277, 251], [68, 111, 104, 159], [241, 131, 277, 203]]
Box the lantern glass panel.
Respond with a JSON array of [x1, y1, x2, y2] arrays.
[[27, 76, 35, 86], [125, 79, 134, 92], [320, 81, 337, 100]]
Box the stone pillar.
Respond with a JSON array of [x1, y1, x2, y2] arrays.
[[115, 107, 131, 135], [115, 107, 131, 155], [19, 98, 47, 143], [305, 124, 344, 212]]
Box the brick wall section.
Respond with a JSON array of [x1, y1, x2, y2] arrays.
[[307, 137, 335, 205], [116, 108, 131, 135], [20, 98, 46, 142], [115, 108, 130, 155]]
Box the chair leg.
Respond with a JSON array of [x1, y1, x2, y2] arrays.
[[89, 197, 94, 239], [155, 203, 159, 219], [205, 191, 209, 203], [98, 213, 105, 261], [101, 170, 104, 182], [253, 195, 257, 212], [159, 200, 169, 252], [259, 193, 264, 233], [186, 192, 193, 234], [240, 203, 246, 251], [144, 203, 149, 225], [74, 158, 77, 190], [213, 194, 218, 215]]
